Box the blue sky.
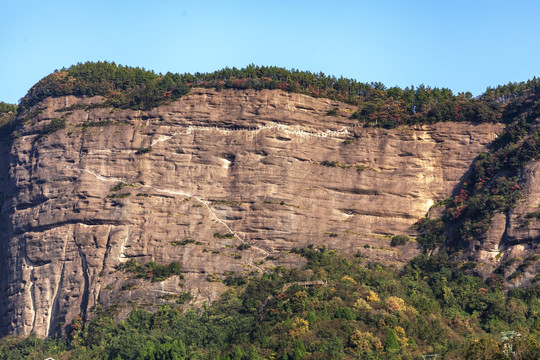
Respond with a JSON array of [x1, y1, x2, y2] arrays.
[[1, 0, 539, 104]]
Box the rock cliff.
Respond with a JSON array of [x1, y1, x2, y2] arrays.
[[0, 88, 504, 337], [465, 160, 540, 288]]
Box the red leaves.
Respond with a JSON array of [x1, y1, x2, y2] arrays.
[[453, 204, 468, 219], [277, 82, 290, 90], [454, 189, 469, 204]]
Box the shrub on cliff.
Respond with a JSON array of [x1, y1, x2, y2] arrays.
[[390, 235, 409, 247], [118, 259, 183, 282]]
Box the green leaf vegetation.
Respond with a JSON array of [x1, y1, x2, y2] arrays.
[[3, 246, 540, 359], [390, 235, 410, 247], [37, 116, 67, 138], [117, 258, 183, 282], [0, 102, 17, 124], [18, 61, 539, 130], [0, 102, 17, 142], [135, 147, 152, 155], [110, 182, 136, 192], [20, 62, 191, 111]]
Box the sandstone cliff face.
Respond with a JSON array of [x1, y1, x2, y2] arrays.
[[0, 88, 503, 337]]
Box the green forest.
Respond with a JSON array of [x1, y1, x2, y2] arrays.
[[2, 247, 539, 359], [16, 61, 539, 129]]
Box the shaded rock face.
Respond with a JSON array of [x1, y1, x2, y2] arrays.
[[0, 88, 503, 337], [467, 161, 540, 288]]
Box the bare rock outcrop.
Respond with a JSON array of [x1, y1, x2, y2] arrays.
[[0, 88, 503, 337]]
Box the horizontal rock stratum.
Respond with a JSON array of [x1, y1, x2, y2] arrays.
[[0, 88, 505, 337]]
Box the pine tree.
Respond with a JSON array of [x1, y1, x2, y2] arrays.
[[384, 329, 400, 352]]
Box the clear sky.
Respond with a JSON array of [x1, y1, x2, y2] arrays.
[[1, 0, 539, 104]]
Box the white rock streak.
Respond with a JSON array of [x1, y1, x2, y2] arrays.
[[82, 168, 125, 183], [147, 123, 352, 148], [150, 128, 187, 146], [119, 231, 130, 262], [177, 123, 351, 140]]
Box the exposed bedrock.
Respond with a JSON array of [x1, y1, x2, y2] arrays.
[[0, 88, 503, 336]]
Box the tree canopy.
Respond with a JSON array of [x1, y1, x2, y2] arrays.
[[2, 247, 540, 359], [19, 62, 539, 129]]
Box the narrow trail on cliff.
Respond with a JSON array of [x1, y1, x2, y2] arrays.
[[70, 163, 270, 271], [149, 123, 354, 148], [67, 122, 353, 252]]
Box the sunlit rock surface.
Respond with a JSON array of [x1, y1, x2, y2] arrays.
[[0, 89, 503, 336]]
